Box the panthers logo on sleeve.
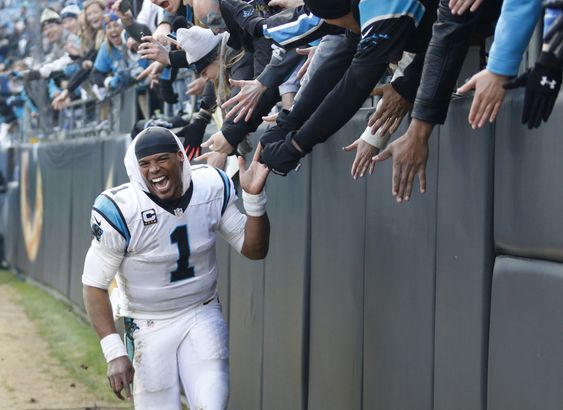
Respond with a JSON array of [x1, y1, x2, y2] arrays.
[[91, 215, 104, 241], [89, 191, 131, 254]]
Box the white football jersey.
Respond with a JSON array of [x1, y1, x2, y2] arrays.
[[83, 165, 246, 319]]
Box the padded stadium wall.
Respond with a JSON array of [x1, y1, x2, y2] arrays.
[[2, 90, 563, 410]]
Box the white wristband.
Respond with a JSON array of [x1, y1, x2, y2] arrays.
[[38, 66, 49, 79], [103, 76, 114, 89], [360, 125, 391, 150], [360, 98, 391, 150], [100, 333, 127, 363], [242, 190, 267, 217]]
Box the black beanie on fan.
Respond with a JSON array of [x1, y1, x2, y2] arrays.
[[304, 0, 350, 19]]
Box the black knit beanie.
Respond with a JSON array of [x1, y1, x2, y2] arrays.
[[305, 0, 350, 19]]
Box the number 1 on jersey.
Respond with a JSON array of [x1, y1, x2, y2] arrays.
[[170, 225, 195, 282]]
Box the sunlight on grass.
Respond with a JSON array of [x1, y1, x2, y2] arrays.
[[0, 270, 130, 407]]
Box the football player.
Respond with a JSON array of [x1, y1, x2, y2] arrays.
[[82, 126, 270, 409]]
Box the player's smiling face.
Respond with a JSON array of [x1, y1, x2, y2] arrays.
[[138, 151, 184, 201]]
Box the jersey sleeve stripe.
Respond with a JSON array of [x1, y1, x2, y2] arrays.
[[213, 168, 231, 215], [359, 0, 425, 33], [93, 194, 131, 246], [263, 13, 324, 47]]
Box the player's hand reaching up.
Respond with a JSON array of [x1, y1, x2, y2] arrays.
[[107, 356, 134, 400], [239, 145, 270, 195]]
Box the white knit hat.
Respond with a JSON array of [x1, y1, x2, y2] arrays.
[[176, 26, 222, 65], [41, 9, 62, 26]]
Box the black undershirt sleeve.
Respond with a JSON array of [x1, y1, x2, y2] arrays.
[[65, 49, 98, 94], [292, 18, 414, 153], [283, 34, 357, 129], [169, 50, 190, 68], [412, 0, 500, 124], [200, 80, 217, 112], [90, 68, 107, 88]]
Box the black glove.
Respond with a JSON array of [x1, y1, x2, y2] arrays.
[[158, 79, 179, 104], [259, 109, 300, 147], [180, 110, 212, 160], [260, 132, 304, 176], [504, 52, 562, 129]]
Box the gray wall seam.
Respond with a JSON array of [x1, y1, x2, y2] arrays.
[[482, 113, 498, 410], [259, 257, 265, 410], [431, 125, 440, 410], [360, 172, 368, 410], [66, 151, 74, 300], [302, 156, 312, 410]]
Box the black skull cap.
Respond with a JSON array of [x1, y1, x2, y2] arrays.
[[135, 127, 179, 160]]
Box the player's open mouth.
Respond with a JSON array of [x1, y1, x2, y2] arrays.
[[151, 175, 170, 193]]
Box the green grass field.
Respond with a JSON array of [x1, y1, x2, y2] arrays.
[[0, 269, 130, 407]]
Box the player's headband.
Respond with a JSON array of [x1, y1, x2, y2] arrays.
[[135, 127, 180, 160]]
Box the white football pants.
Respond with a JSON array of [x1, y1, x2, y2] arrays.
[[127, 299, 229, 409]]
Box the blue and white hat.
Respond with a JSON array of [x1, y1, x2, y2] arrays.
[[61, 5, 81, 19]]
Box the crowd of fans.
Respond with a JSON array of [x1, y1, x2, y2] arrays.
[[0, 0, 562, 200]]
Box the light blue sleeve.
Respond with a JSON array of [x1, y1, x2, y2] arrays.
[[359, 0, 425, 34], [48, 78, 61, 99], [93, 43, 112, 74], [487, 0, 543, 76]]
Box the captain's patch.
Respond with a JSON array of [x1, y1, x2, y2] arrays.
[[141, 209, 158, 226]]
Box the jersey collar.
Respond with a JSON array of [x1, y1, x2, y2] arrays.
[[145, 181, 194, 216]]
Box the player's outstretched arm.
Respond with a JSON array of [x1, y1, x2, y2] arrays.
[[239, 146, 271, 260], [84, 285, 134, 400]]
